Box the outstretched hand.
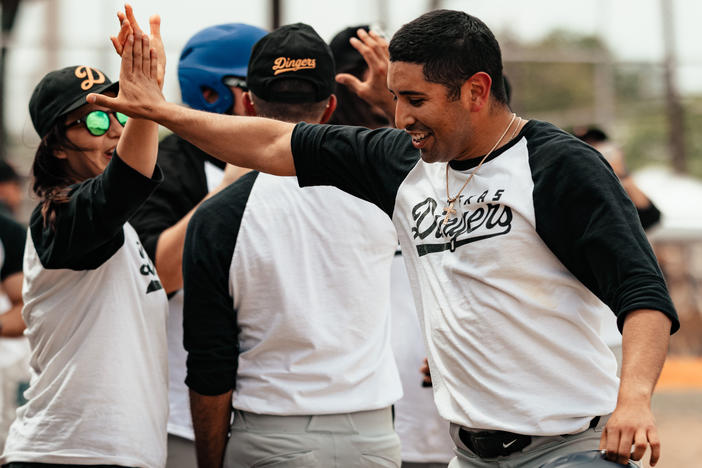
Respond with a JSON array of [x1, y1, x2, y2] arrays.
[[87, 29, 163, 120], [110, 4, 165, 89], [335, 29, 396, 123]]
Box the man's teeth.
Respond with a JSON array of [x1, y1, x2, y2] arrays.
[[412, 133, 429, 141]]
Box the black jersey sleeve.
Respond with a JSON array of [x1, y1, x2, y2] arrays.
[[291, 123, 420, 218], [130, 134, 212, 262], [29, 152, 163, 270], [528, 125, 679, 333], [0, 213, 26, 279], [183, 171, 258, 396]]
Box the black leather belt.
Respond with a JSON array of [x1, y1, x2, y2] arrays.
[[458, 416, 601, 459]]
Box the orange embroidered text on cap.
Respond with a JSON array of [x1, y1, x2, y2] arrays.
[[272, 57, 317, 75]]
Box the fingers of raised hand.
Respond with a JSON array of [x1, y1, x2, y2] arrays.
[[110, 14, 129, 55], [150, 48, 158, 79], [356, 29, 389, 69], [335, 73, 363, 94], [349, 36, 379, 70], [139, 34, 151, 76], [148, 14, 166, 85], [110, 36, 122, 56], [111, 17, 132, 55], [122, 33, 134, 75], [359, 28, 389, 59], [125, 4, 144, 35], [149, 14, 162, 40], [130, 30, 143, 75], [86, 92, 117, 108]]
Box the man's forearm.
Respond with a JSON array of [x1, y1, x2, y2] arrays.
[[153, 103, 297, 176], [190, 389, 234, 468], [619, 309, 671, 403], [601, 309, 672, 465]]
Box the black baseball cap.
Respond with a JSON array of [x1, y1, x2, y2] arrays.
[[247, 23, 335, 103], [29, 65, 119, 138]]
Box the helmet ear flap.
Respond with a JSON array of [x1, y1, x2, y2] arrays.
[[178, 69, 233, 114]]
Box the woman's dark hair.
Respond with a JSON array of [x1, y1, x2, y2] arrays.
[[32, 119, 84, 227], [388, 9, 507, 104]]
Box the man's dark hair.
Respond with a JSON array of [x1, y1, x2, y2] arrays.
[[251, 79, 329, 123], [389, 9, 507, 104]]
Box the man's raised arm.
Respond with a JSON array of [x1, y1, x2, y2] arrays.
[[87, 61, 296, 177]]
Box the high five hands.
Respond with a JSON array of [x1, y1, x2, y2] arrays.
[[87, 5, 164, 119], [111, 4, 166, 90]]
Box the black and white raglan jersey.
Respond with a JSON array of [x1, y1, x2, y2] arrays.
[[291, 120, 679, 436], [1, 155, 169, 468], [183, 171, 403, 415], [130, 133, 224, 440]]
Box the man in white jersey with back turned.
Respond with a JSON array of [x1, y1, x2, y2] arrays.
[[95, 9, 680, 468], [180, 23, 402, 468]]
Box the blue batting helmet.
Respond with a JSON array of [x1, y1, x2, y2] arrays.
[[540, 450, 638, 468], [178, 23, 267, 114]]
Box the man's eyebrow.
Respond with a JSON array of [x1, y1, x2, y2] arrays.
[[398, 90, 427, 96]]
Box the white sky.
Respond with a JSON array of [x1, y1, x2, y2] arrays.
[[5, 0, 701, 140]]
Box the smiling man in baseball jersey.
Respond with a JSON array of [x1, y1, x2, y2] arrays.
[[94, 9, 679, 468]]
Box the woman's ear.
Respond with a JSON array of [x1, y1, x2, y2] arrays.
[[53, 149, 68, 160]]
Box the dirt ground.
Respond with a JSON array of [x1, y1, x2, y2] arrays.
[[640, 357, 702, 468]]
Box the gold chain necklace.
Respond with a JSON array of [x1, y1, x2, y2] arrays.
[[443, 113, 518, 226]]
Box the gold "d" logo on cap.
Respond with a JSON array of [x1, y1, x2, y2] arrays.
[[74, 66, 105, 90]]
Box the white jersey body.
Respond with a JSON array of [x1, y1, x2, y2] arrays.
[[2, 224, 168, 468]]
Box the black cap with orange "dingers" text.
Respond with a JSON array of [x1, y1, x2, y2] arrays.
[[247, 23, 335, 103]]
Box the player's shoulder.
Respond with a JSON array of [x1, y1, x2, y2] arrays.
[[193, 171, 260, 227], [524, 120, 606, 172]]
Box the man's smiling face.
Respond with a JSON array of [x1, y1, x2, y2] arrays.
[[388, 61, 474, 163]]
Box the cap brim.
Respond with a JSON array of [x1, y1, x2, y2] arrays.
[[59, 80, 120, 118]]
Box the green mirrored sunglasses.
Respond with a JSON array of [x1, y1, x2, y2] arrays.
[[67, 110, 128, 136]]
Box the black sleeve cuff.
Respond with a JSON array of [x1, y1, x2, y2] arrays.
[[185, 362, 237, 396], [291, 122, 322, 188], [104, 151, 164, 200], [615, 275, 680, 334]]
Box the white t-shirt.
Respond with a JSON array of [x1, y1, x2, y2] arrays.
[[390, 252, 455, 463], [183, 173, 403, 415]]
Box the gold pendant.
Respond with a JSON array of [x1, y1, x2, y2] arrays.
[[443, 201, 456, 226]]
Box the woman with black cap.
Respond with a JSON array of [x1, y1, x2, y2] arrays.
[[0, 13, 169, 468]]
